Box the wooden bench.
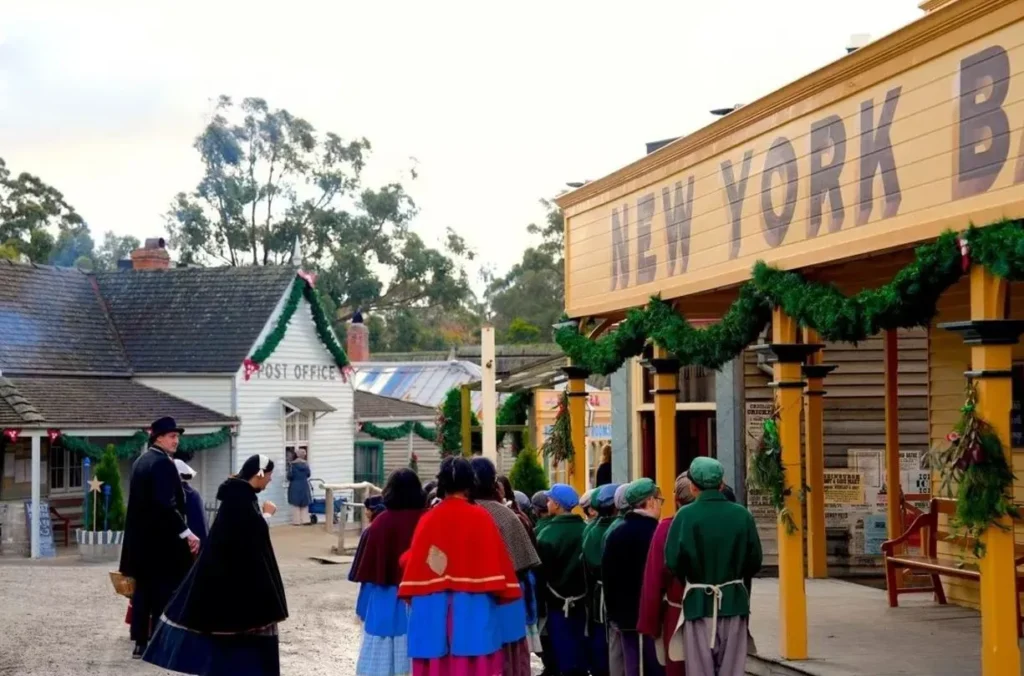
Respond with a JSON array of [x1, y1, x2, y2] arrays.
[[882, 497, 1024, 637], [49, 496, 84, 548]]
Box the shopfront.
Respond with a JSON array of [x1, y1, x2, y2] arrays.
[[555, 1, 1024, 673]]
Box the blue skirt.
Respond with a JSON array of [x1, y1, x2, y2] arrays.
[[358, 584, 412, 676], [358, 633, 410, 676], [143, 618, 279, 676], [407, 592, 504, 659]]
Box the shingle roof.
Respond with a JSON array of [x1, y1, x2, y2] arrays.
[[95, 265, 298, 373], [0, 260, 131, 374], [0, 376, 236, 428], [355, 391, 436, 420]]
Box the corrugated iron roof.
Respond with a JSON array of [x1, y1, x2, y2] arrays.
[[353, 360, 485, 412]]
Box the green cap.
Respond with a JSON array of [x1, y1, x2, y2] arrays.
[[689, 457, 725, 490], [624, 477, 658, 506]]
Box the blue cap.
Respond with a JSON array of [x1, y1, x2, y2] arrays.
[[596, 483, 619, 508], [548, 483, 579, 511]]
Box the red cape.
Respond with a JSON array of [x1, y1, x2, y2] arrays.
[[399, 496, 521, 602]]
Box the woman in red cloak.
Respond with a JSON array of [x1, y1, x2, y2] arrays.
[[400, 456, 521, 676]]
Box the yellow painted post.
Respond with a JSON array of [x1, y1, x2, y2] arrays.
[[564, 366, 590, 495], [801, 327, 835, 579], [762, 308, 822, 661], [883, 330, 904, 550], [942, 266, 1022, 676], [460, 385, 472, 457], [650, 346, 680, 518]]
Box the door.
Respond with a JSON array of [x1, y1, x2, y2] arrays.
[[354, 441, 384, 487]]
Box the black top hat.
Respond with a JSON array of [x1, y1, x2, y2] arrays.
[[150, 416, 185, 438]]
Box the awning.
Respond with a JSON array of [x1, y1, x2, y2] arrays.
[[280, 397, 337, 414]]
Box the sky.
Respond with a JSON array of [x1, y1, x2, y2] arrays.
[[0, 0, 925, 293]]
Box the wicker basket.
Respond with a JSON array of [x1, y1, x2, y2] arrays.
[[109, 571, 135, 598]]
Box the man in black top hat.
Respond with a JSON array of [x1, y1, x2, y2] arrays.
[[119, 417, 200, 658]]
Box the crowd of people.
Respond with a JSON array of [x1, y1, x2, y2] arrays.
[[116, 415, 761, 676], [352, 454, 763, 676]]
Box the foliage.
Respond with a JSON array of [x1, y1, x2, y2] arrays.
[[93, 232, 141, 271], [60, 428, 232, 460], [486, 199, 565, 342], [928, 384, 1019, 558], [436, 387, 479, 456], [360, 421, 436, 442], [0, 157, 95, 267], [495, 391, 532, 453], [541, 392, 574, 465], [248, 274, 350, 374], [555, 221, 1024, 374], [747, 417, 796, 535], [166, 96, 474, 322], [84, 445, 126, 532], [509, 446, 549, 498]]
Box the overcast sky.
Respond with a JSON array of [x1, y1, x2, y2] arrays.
[[0, 0, 924, 291]]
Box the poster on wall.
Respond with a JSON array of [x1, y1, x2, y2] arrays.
[[823, 470, 866, 505]]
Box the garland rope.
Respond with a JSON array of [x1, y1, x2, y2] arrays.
[[244, 271, 352, 381], [359, 421, 437, 442], [58, 427, 233, 460], [555, 222, 1024, 374]]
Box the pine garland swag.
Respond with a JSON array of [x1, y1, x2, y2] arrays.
[[436, 388, 479, 456], [360, 421, 436, 442], [58, 427, 233, 460], [244, 272, 352, 380], [928, 383, 1019, 558], [747, 416, 797, 535], [555, 221, 1024, 375], [541, 392, 574, 466]]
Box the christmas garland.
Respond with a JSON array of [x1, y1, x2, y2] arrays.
[[495, 391, 532, 454], [359, 420, 437, 442], [244, 270, 352, 381], [58, 427, 233, 460], [436, 387, 479, 456], [747, 416, 796, 534], [928, 384, 1019, 558], [541, 392, 574, 466], [555, 221, 1024, 374]]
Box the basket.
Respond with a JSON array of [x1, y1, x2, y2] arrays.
[[109, 571, 135, 598]]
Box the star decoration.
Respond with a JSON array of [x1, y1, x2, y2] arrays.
[[88, 476, 104, 494]]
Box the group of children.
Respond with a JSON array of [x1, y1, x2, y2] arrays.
[[350, 454, 762, 676]]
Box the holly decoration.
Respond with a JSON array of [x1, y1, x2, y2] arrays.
[[47, 429, 60, 443], [748, 416, 796, 534], [541, 392, 574, 466], [245, 271, 351, 381], [556, 221, 1024, 375], [928, 383, 1019, 558]]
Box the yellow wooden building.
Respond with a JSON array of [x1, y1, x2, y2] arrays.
[[554, 1, 1024, 673]]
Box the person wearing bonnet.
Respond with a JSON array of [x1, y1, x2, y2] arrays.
[[664, 457, 762, 676], [143, 453, 288, 676]]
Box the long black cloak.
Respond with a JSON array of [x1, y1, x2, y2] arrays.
[[169, 478, 288, 633]]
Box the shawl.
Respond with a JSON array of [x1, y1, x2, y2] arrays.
[[478, 499, 541, 573], [399, 496, 521, 602], [353, 508, 425, 587], [636, 517, 684, 638], [169, 478, 287, 633], [348, 528, 371, 582]]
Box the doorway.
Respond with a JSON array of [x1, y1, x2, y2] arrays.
[[639, 410, 717, 481]]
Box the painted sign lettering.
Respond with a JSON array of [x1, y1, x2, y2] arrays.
[[252, 362, 338, 382], [563, 21, 1024, 318]]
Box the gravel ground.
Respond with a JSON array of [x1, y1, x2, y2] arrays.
[[0, 529, 364, 676]]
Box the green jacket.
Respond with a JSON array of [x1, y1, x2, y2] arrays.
[[535, 513, 587, 599], [581, 515, 616, 572], [535, 515, 553, 538], [601, 515, 625, 554], [665, 490, 762, 621]]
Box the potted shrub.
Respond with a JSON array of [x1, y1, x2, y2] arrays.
[[508, 446, 549, 498], [76, 444, 126, 562]]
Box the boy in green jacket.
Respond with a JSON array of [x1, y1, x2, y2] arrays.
[[665, 457, 762, 676]]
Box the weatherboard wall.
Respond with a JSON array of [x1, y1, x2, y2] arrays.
[[234, 288, 355, 526]]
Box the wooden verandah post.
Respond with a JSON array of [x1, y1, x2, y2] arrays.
[[941, 266, 1022, 676], [801, 327, 836, 579], [883, 330, 904, 551], [650, 346, 680, 518], [564, 366, 590, 495]]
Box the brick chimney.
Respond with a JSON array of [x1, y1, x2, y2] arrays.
[[130, 237, 171, 270], [347, 309, 370, 363]]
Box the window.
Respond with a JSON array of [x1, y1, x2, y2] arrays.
[[354, 441, 384, 487], [283, 408, 313, 479], [48, 444, 84, 494]]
